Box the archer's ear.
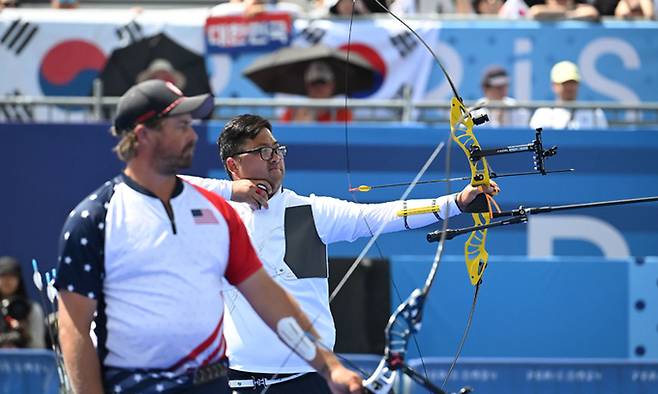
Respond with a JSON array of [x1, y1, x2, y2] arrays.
[[225, 157, 240, 179], [134, 124, 147, 143]]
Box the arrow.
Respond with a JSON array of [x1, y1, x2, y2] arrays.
[[349, 169, 574, 192]]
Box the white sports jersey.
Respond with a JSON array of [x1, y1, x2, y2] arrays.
[[55, 174, 262, 377], [185, 176, 461, 373]]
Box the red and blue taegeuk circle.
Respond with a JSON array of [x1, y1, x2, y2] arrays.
[[339, 42, 386, 98], [39, 40, 106, 97]]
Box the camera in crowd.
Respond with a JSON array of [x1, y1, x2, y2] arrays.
[[0, 296, 32, 348]]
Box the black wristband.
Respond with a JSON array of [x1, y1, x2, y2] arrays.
[[455, 194, 463, 213], [402, 201, 411, 230], [431, 198, 442, 220]]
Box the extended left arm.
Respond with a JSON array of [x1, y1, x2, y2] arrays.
[[314, 182, 500, 243]]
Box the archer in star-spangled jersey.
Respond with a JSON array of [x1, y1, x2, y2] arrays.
[[55, 80, 363, 394]]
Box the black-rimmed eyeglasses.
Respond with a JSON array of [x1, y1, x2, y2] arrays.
[[233, 145, 287, 161]]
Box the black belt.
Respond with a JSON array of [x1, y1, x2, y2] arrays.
[[228, 369, 306, 389], [104, 360, 228, 393], [193, 361, 229, 385]]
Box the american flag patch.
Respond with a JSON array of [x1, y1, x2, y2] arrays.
[[191, 209, 219, 224]]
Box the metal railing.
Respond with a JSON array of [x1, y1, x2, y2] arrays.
[[2, 91, 657, 127]]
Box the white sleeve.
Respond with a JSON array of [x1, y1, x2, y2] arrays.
[[529, 108, 546, 130], [595, 108, 608, 129], [311, 193, 462, 244], [179, 175, 232, 200]]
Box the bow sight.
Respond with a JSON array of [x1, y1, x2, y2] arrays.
[[468, 127, 557, 176], [454, 127, 572, 214], [349, 128, 574, 194]]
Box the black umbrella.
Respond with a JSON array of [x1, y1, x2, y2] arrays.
[[98, 33, 212, 97], [242, 45, 378, 96]]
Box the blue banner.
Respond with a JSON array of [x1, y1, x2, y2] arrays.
[[388, 256, 658, 360], [0, 350, 59, 394], [421, 20, 658, 103], [404, 357, 658, 394]]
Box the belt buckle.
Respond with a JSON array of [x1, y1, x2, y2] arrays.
[[192, 362, 228, 385]]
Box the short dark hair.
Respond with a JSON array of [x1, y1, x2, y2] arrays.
[[218, 114, 273, 178], [481, 66, 509, 88]]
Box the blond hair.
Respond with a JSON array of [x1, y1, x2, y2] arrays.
[[110, 118, 163, 162]]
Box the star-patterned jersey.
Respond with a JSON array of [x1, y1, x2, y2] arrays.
[[54, 174, 262, 385]]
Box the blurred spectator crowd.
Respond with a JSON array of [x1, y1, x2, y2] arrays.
[[1, 0, 655, 20], [1, 0, 653, 130], [474, 61, 608, 129]]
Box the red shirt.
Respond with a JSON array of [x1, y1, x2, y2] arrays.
[[280, 107, 353, 123]]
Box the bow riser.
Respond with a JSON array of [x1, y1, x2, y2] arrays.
[[450, 97, 493, 285]]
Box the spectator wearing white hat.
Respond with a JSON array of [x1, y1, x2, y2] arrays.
[[474, 66, 530, 128], [210, 0, 303, 17], [51, 0, 79, 8], [529, 61, 608, 130]]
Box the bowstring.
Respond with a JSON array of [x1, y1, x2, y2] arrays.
[[353, 2, 482, 391], [331, 0, 460, 390]]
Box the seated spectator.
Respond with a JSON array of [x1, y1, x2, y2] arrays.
[[615, 0, 654, 18], [51, 0, 78, 8], [530, 61, 608, 130], [388, 0, 456, 15], [136, 58, 187, 91], [591, 0, 621, 15], [473, 0, 505, 14], [317, 0, 371, 16], [498, 0, 530, 18], [280, 61, 353, 123], [475, 67, 530, 127], [0, 0, 18, 9], [0, 256, 45, 348], [210, 0, 303, 17], [529, 0, 600, 20]]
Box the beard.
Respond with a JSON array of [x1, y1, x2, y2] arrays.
[[154, 142, 196, 175]]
